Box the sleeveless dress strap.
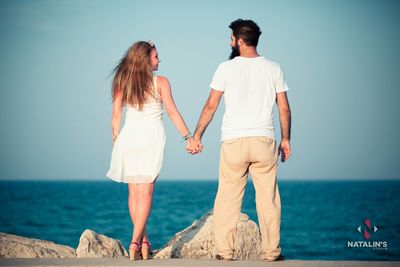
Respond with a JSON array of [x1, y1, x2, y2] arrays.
[[153, 75, 161, 100]]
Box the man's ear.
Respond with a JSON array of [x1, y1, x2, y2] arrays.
[[238, 38, 244, 46]]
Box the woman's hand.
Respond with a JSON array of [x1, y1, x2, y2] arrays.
[[112, 129, 119, 145], [186, 137, 203, 155]]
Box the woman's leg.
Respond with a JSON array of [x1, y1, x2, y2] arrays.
[[131, 182, 155, 244], [128, 183, 138, 224], [141, 181, 157, 244], [128, 183, 150, 243]]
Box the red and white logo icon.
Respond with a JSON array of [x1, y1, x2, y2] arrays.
[[357, 218, 378, 240]]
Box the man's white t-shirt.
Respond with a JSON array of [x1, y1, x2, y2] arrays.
[[210, 56, 289, 142]]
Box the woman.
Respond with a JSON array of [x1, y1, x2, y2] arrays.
[[106, 41, 196, 260]]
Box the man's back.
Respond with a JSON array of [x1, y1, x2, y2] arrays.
[[210, 56, 289, 141]]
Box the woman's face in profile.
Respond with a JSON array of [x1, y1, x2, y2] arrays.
[[150, 49, 160, 71]]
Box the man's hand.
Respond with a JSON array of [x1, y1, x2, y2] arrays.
[[186, 137, 203, 155], [278, 139, 291, 162]]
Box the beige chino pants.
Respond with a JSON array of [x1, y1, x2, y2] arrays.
[[213, 136, 281, 260]]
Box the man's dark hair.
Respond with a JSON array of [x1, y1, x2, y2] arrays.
[[229, 19, 262, 47]]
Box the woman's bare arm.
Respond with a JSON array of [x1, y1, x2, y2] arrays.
[[111, 88, 123, 144], [158, 76, 190, 137]]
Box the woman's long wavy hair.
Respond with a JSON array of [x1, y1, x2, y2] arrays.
[[111, 41, 155, 111]]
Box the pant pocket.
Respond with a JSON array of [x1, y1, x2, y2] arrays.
[[255, 136, 275, 144], [222, 137, 240, 145]]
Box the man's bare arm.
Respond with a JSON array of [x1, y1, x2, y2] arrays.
[[276, 92, 291, 162], [194, 89, 224, 140], [276, 92, 291, 140]]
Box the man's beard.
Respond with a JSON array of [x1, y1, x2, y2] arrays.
[[229, 44, 240, 60]]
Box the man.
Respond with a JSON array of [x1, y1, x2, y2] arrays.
[[190, 19, 291, 261]]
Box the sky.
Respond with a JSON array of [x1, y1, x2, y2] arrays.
[[0, 0, 399, 181]]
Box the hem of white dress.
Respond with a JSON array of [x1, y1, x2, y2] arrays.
[[106, 171, 159, 184]]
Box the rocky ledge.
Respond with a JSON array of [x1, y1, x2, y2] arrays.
[[154, 209, 262, 259], [1, 209, 262, 259], [0, 232, 75, 258]]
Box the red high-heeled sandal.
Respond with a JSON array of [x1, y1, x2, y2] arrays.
[[129, 241, 141, 260], [141, 241, 152, 260]]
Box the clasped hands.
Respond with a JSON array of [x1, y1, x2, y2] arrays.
[[185, 137, 203, 155]]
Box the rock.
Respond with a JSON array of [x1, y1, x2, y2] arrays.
[[0, 232, 75, 258], [76, 229, 128, 258], [154, 209, 262, 260]]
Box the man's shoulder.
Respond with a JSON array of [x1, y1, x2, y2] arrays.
[[211, 60, 234, 75], [261, 57, 281, 69], [216, 60, 233, 69], [214, 57, 282, 72], [220, 57, 281, 66]]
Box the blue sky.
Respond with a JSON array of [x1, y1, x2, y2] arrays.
[[0, 0, 399, 181]]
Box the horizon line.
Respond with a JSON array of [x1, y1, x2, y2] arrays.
[[0, 177, 399, 182]]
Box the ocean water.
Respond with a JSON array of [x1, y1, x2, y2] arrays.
[[0, 180, 399, 260]]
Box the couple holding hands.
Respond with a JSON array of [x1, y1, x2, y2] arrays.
[[106, 19, 291, 262]]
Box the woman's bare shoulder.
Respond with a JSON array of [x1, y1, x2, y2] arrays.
[[157, 75, 170, 87]]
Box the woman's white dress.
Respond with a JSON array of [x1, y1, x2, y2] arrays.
[[106, 75, 166, 183]]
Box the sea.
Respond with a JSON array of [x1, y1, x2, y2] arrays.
[[0, 180, 399, 260]]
